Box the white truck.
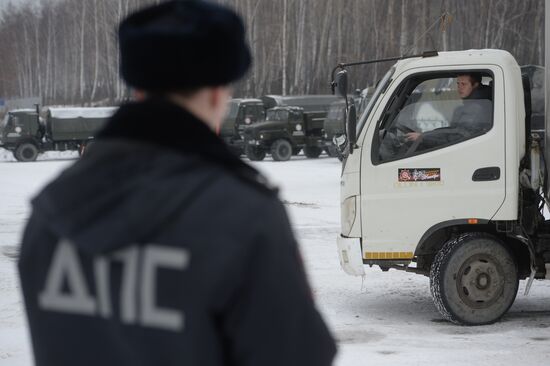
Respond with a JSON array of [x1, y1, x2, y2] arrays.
[[332, 48, 549, 325]]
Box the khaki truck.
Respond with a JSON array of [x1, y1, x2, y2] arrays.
[[221, 98, 266, 155], [242, 94, 340, 161], [333, 48, 550, 325], [243, 106, 326, 161], [0, 106, 116, 161]]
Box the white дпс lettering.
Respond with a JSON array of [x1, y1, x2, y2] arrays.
[[38, 241, 189, 332]]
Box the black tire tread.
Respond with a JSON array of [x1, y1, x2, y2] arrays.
[[429, 232, 518, 325]]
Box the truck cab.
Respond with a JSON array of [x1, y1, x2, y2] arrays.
[[221, 98, 265, 155], [0, 109, 44, 161], [243, 106, 326, 161], [335, 49, 549, 325]]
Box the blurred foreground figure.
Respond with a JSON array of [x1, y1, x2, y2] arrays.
[[18, 1, 336, 365]]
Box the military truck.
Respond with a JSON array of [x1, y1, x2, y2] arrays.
[[221, 98, 265, 155], [243, 106, 327, 161], [332, 48, 550, 325], [0, 106, 116, 161]]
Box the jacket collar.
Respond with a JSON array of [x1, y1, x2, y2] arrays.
[[97, 97, 275, 194]]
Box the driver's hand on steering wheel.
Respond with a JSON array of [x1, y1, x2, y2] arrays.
[[405, 132, 422, 142]]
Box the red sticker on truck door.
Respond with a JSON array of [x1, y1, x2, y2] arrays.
[[398, 168, 440, 182]]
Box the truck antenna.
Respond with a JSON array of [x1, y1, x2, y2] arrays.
[[404, 11, 452, 56]]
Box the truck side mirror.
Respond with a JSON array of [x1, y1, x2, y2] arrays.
[[333, 70, 348, 98], [347, 102, 357, 154]]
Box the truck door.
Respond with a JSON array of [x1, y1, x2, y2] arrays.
[[360, 68, 505, 258]]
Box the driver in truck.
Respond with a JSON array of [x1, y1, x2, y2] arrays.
[[404, 73, 492, 149]]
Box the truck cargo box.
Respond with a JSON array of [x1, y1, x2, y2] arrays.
[[46, 107, 117, 141]]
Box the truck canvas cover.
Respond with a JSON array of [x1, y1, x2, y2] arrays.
[[46, 107, 117, 141], [261, 95, 339, 112]]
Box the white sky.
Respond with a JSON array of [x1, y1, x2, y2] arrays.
[[0, 0, 41, 15]]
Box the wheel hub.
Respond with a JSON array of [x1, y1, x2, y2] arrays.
[[456, 254, 504, 309]]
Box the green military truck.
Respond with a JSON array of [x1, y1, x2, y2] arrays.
[[221, 98, 266, 155], [243, 106, 328, 161], [222, 95, 340, 155], [0, 106, 116, 162], [242, 94, 340, 161]]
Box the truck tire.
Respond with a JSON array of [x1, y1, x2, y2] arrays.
[[326, 145, 339, 157], [430, 233, 519, 325], [270, 139, 292, 161], [245, 146, 266, 161], [14, 143, 39, 162], [304, 146, 322, 158]]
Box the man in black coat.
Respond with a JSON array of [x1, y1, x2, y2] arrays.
[[18, 1, 337, 365]]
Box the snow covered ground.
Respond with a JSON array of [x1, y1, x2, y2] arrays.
[[1, 150, 550, 365]]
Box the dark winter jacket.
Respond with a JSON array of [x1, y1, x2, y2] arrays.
[[18, 97, 337, 366], [421, 85, 493, 148]]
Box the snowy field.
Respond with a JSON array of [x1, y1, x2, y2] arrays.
[[1, 150, 550, 365]]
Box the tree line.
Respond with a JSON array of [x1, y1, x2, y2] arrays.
[[0, 0, 544, 106]]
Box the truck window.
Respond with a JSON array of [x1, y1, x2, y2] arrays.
[[374, 73, 493, 163], [1, 114, 8, 129], [266, 109, 288, 121], [244, 105, 264, 123], [357, 67, 395, 136], [227, 101, 239, 119]]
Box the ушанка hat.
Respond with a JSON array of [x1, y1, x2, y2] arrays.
[[119, 0, 251, 91]]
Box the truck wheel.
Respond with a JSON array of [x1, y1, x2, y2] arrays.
[[14, 143, 39, 162], [304, 146, 322, 158], [430, 233, 519, 325], [270, 139, 292, 161], [326, 145, 339, 157], [245, 146, 266, 161]]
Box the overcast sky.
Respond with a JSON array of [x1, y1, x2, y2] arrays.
[[0, 0, 41, 15]]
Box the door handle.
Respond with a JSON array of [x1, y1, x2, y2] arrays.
[[472, 167, 500, 181]]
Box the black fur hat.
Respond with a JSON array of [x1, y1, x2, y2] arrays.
[[119, 0, 251, 91]]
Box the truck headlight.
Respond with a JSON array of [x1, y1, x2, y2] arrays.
[[259, 134, 264, 139], [296, 124, 302, 131], [15, 127, 22, 133], [341, 196, 357, 236]]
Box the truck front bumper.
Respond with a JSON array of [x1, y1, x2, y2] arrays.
[[336, 235, 364, 276]]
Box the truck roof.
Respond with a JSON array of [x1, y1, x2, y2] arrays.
[[9, 108, 36, 114], [394, 49, 520, 76], [230, 98, 263, 104], [46, 107, 118, 119], [261, 94, 339, 109], [269, 106, 304, 111]]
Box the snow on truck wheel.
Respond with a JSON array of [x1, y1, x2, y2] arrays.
[[429, 233, 519, 325], [14, 143, 39, 162]]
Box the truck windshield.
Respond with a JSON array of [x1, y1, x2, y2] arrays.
[[1, 114, 7, 130], [356, 67, 395, 135], [327, 103, 345, 121], [266, 109, 289, 121], [227, 101, 240, 119]]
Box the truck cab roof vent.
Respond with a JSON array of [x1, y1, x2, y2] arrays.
[[422, 50, 439, 58]]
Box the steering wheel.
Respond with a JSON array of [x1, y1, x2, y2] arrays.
[[393, 123, 422, 157], [404, 135, 422, 156]]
